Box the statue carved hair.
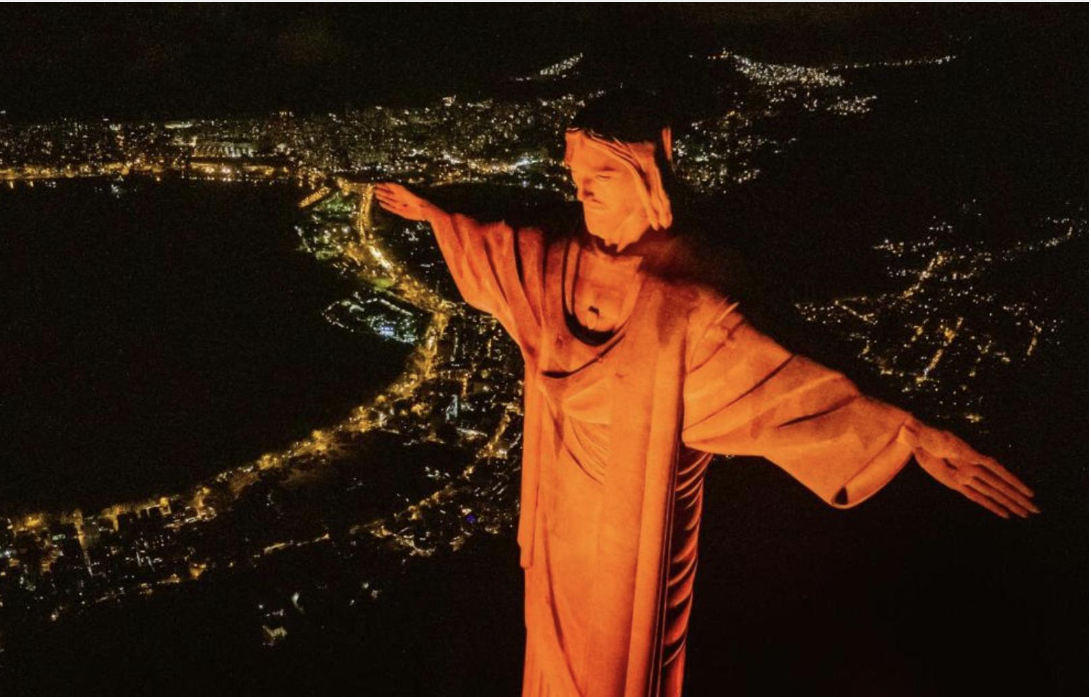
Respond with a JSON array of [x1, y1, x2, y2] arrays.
[[566, 89, 685, 232], [566, 89, 763, 332]]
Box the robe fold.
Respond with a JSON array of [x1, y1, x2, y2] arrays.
[[427, 211, 916, 697]]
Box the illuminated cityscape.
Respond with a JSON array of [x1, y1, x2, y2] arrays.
[[2, 44, 1082, 642], [0, 8, 1083, 694]]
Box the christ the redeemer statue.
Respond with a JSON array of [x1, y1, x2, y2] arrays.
[[375, 89, 1037, 697]]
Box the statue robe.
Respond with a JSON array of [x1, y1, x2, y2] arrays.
[[428, 211, 916, 697]]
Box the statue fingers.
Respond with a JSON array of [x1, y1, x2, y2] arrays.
[[965, 476, 1031, 518], [958, 485, 1012, 519], [379, 182, 409, 196], [375, 197, 410, 218], [374, 186, 405, 203], [978, 455, 1035, 499], [376, 182, 418, 207], [373, 182, 399, 199], [942, 438, 1038, 508], [374, 195, 400, 211], [374, 190, 412, 213], [969, 466, 1040, 515], [373, 186, 398, 202]]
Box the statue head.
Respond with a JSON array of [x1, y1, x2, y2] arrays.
[[564, 89, 676, 252]]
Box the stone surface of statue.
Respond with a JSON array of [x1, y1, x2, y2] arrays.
[[374, 90, 1036, 697]]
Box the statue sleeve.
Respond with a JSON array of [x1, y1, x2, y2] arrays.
[[428, 210, 544, 350], [681, 299, 916, 508]]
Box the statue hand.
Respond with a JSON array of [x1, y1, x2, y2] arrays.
[[374, 182, 439, 222], [905, 419, 1039, 519]]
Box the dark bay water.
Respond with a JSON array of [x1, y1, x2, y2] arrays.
[[0, 179, 409, 513]]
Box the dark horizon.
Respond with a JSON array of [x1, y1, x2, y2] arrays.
[[0, 5, 1083, 122]]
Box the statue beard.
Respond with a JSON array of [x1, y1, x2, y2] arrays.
[[584, 206, 650, 254]]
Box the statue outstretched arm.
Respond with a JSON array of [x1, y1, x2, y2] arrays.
[[681, 298, 1037, 518], [374, 182, 543, 349], [898, 418, 1038, 518]]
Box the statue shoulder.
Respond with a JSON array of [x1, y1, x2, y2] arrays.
[[683, 283, 742, 328], [650, 231, 750, 312], [644, 271, 741, 345], [678, 283, 749, 369]]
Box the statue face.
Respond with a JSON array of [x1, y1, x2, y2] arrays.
[[564, 131, 652, 252]]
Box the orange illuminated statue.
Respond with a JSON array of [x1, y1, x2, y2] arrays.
[[374, 90, 1037, 697]]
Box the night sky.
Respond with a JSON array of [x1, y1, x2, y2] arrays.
[[0, 5, 1082, 121]]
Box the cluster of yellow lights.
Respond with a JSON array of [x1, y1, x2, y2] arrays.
[[11, 173, 512, 576], [361, 408, 518, 556], [198, 182, 455, 497]]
